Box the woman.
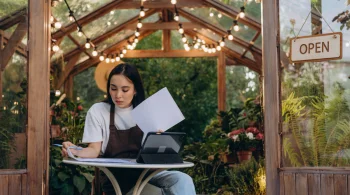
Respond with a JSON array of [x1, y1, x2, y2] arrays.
[[61, 63, 196, 195]]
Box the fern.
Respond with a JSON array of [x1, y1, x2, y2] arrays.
[[283, 138, 302, 167]]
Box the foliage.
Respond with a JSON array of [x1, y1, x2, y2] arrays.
[[282, 83, 350, 167], [49, 146, 94, 195], [222, 159, 266, 195]]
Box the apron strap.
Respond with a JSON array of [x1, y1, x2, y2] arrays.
[[109, 104, 115, 128]]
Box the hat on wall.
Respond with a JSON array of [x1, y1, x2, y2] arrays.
[[94, 60, 123, 93]]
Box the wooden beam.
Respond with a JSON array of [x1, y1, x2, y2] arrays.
[[0, 8, 27, 30], [63, 9, 158, 62], [117, 0, 205, 9], [64, 74, 74, 100], [71, 30, 156, 76], [225, 57, 237, 65], [162, 10, 171, 51], [262, 0, 280, 194], [2, 31, 27, 58], [0, 16, 27, 70], [123, 50, 218, 58], [202, 0, 261, 31], [52, 0, 125, 40], [241, 31, 261, 57], [124, 22, 201, 30], [185, 30, 261, 74], [178, 8, 262, 56], [217, 51, 226, 111], [28, 0, 50, 194], [55, 54, 80, 89]]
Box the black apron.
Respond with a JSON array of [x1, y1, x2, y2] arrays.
[[101, 104, 144, 195]]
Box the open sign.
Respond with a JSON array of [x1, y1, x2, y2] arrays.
[[290, 32, 342, 63]]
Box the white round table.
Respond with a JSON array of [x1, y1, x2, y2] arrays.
[[63, 158, 194, 195]]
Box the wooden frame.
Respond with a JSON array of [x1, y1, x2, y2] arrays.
[[27, 0, 51, 194], [262, 0, 280, 194]]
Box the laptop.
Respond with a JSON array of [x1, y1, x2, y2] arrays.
[[136, 132, 186, 164]]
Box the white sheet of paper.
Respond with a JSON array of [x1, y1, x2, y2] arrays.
[[67, 148, 135, 163], [131, 87, 185, 135]]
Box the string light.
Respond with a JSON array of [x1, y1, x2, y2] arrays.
[[171, 0, 177, 4], [140, 6, 145, 17], [135, 28, 140, 37], [134, 37, 139, 43], [182, 34, 187, 43], [85, 38, 91, 49], [92, 48, 98, 56], [120, 52, 124, 58], [174, 12, 179, 21], [178, 23, 184, 34], [233, 20, 239, 31], [220, 37, 225, 47], [210, 12, 214, 17], [105, 56, 110, 63], [111, 55, 116, 63], [227, 30, 234, 40], [69, 10, 74, 22], [52, 39, 60, 52], [99, 53, 105, 61], [218, 13, 222, 18], [51, 0, 59, 7], [116, 55, 120, 61], [122, 47, 127, 54], [77, 27, 83, 37], [54, 21, 62, 29], [239, 7, 245, 18], [137, 18, 143, 28], [216, 44, 221, 51]]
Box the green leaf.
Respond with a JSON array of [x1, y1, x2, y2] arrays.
[[81, 172, 94, 183], [60, 183, 74, 195], [58, 172, 70, 182], [73, 175, 86, 193]]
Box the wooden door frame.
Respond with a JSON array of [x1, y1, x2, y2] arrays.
[[262, 0, 281, 194]]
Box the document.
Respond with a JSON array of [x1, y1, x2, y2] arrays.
[[67, 147, 135, 163], [131, 87, 185, 135]]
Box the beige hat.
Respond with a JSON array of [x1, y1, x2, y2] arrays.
[[94, 60, 123, 92]]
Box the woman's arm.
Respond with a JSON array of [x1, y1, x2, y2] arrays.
[[62, 141, 101, 158]]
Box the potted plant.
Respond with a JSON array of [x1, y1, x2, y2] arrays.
[[227, 127, 264, 163]]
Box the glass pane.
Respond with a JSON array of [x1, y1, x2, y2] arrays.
[[73, 67, 105, 109], [255, 34, 262, 49], [245, 51, 254, 61], [96, 30, 134, 51], [280, 0, 350, 167], [171, 30, 185, 50], [142, 13, 160, 23], [226, 66, 260, 109], [51, 0, 113, 27], [0, 54, 27, 169], [183, 7, 257, 43], [218, 0, 261, 21], [0, 3, 26, 18], [76, 53, 89, 64], [136, 30, 162, 50], [60, 36, 77, 54], [69, 9, 139, 45]]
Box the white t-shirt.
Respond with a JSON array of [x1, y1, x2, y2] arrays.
[[82, 102, 137, 154]]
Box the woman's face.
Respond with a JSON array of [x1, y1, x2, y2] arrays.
[[109, 74, 136, 108]]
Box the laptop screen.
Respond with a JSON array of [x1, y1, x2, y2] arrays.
[[141, 132, 186, 154]]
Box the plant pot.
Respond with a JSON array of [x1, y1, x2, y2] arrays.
[[236, 150, 252, 163]]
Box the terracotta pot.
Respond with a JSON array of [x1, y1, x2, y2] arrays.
[[236, 150, 252, 163]]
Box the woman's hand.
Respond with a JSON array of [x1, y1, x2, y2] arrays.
[[157, 129, 164, 133], [61, 141, 77, 157]]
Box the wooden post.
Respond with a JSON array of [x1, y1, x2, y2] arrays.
[[262, 0, 280, 194], [64, 74, 74, 100], [0, 30, 3, 104], [217, 51, 226, 111], [28, 0, 50, 194], [162, 30, 171, 52]]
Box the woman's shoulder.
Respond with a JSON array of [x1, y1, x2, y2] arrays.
[[88, 102, 110, 114]]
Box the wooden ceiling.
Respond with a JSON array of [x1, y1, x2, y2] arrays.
[[0, 0, 263, 88]]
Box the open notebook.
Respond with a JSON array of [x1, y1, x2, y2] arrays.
[[66, 146, 136, 163]]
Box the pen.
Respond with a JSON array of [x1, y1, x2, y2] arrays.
[[52, 144, 83, 150]]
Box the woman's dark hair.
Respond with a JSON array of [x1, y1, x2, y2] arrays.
[[104, 63, 145, 108]]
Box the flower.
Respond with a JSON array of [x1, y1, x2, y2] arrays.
[[227, 128, 263, 152], [77, 105, 83, 111]]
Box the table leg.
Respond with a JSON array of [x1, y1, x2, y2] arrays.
[[98, 167, 122, 195], [135, 168, 166, 195], [132, 169, 149, 195]]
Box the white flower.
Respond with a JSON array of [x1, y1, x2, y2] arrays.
[[247, 132, 254, 140], [233, 135, 239, 142]]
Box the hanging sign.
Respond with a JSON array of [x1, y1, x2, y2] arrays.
[[290, 32, 342, 63]]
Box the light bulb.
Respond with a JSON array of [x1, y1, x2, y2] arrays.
[[85, 42, 91, 49], [110, 11, 115, 15], [51, 0, 58, 7], [218, 13, 222, 18], [185, 46, 190, 51], [54, 22, 62, 29], [132, 42, 137, 47], [194, 44, 199, 49], [239, 12, 245, 18], [69, 16, 74, 22], [92, 50, 98, 56], [135, 31, 140, 37], [111, 58, 115, 63], [140, 11, 145, 17], [134, 38, 139, 43], [77, 28, 83, 37], [76, 97, 80, 101], [122, 48, 127, 54], [216, 45, 221, 51], [209, 12, 214, 17], [50, 16, 54, 23], [182, 36, 187, 43], [228, 34, 233, 40], [184, 43, 189, 48], [178, 28, 184, 34], [171, 0, 177, 4], [346, 42, 350, 47], [116, 56, 120, 61], [174, 15, 179, 21], [99, 55, 105, 61], [234, 25, 239, 31], [120, 53, 124, 58], [52, 45, 60, 52], [106, 57, 110, 63], [137, 22, 142, 28], [220, 40, 225, 47]]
